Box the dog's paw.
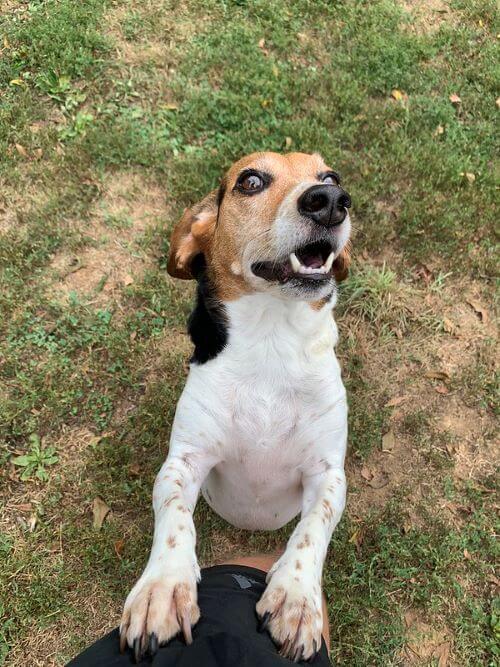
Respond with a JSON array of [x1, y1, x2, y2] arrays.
[[120, 568, 200, 662], [256, 570, 323, 663]]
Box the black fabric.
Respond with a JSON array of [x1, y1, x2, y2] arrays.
[[67, 564, 331, 667]]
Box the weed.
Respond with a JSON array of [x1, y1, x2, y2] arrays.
[[11, 434, 59, 482]]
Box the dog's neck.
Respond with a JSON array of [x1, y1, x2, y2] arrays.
[[188, 259, 338, 365], [226, 292, 337, 344]]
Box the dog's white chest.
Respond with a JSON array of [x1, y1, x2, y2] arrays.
[[173, 294, 347, 530]]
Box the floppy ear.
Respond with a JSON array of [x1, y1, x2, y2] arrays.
[[167, 190, 218, 280], [332, 242, 351, 283]]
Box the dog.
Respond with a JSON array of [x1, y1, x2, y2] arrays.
[[120, 151, 351, 663]]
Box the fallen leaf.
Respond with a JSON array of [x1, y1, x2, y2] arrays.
[[349, 525, 366, 550], [442, 317, 455, 334], [28, 514, 37, 532], [129, 463, 141, 477], [391, 88, 405, 101], [33, 148, 43, 159], [92, 497, 111, 529], [404, 610, 417, 628], [15, 143, 28, 158], [285, 136, 292, 149], [367, 472, 389, 489], [360, 465, 373, 481], [258, 38, 269, 56], [385, 396, 408, 408], [435, 641, 451, 667], [463, 548, 472, 560], [466, 299, 488, 323], [123, 274, 133, 286], [114, 539, 125, 559], [381, 430, 396, 452], [435, 384, 449, 395], [434, 124, 444, 136], [487, 574, 500, 587], [424, 370, 450, 381], [461, 171, 475, 184], [17, 503, 32, 512], [414, 263, 433, 284], [402, 517, 413, 533], [449, 93, 461, 105], [9, 78, 24, 86]]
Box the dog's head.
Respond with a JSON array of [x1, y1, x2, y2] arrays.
[[168, 151, 351, 302]]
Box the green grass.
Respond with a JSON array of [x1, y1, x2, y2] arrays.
[[0, 0, 498, 664]]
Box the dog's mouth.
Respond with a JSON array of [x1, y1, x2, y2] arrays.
[[251, 240, 335, 283]]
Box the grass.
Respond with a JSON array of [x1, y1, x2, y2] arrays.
[[0, 0, 498, 665]]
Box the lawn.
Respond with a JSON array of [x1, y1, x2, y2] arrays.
[[0, 0, 498, 665]]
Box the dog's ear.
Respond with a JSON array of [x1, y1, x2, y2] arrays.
[[167, 190, 219, 280], [332, 242, 351, 283]]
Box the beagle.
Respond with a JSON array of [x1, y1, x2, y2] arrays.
[[120, 152, 352, 663]]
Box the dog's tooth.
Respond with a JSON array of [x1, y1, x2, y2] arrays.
[[290, 253, 302, 272], [324, 252, 335, 272]]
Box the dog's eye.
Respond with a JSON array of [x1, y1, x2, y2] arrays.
[[236, 170, 266, 194], [320, 172, 341, 186], [241, 174, 262, 190]]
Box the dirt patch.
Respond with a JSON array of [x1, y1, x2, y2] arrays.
[[50, 172, 168, 305], [116, 39, 170, 67], [400, 609, 453, 665], [342, 268, 497, 519], [435, 401, 497, 482], [105, 1, 202, 68], [8, 584, 119, 667], [0, 177, 50, 235], [399, 0, 456, 36]]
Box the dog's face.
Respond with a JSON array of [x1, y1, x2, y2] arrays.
[[168, 152, 352, 301]]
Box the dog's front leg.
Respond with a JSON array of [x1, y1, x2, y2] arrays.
[[120, 451, 216, 660], [257, 466, 346, 662]]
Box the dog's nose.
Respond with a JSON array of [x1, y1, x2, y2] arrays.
[[297, 184, 351, 227]]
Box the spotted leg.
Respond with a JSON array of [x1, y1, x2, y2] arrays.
[[256, 466, 346, 662], [120, 450, 218, 662]]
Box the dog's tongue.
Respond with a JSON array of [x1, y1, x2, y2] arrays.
[[300, 252, 323, 269]]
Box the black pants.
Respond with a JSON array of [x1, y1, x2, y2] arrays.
[[67, 565, 331, 666]]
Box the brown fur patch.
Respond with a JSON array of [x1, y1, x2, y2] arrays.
[[322, 499, 333, 520], [167, 535, 177, 548], [310, 295, 332, 311], [332, 241, 352, 283], [163, 493, 180, 508]]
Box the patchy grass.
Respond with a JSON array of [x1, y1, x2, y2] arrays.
[[0, 0, 498, 665]]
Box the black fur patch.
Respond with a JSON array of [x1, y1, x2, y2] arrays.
[[188, 255, 228, 364]]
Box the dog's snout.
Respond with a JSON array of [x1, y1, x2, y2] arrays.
[[298, 184, 351, 227]]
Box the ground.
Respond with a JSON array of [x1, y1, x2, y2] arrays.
[[0, 1, 498, 665]]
